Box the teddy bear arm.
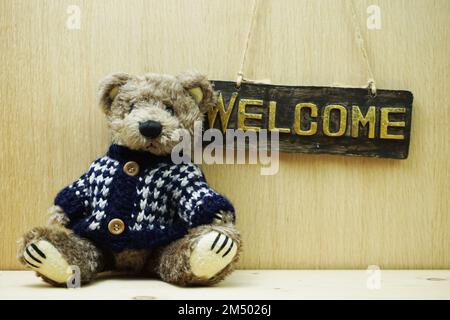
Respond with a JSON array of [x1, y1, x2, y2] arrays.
[[211, 210, 235, 226], [175, 187, 236, 229], [53, 173, 90, 224]]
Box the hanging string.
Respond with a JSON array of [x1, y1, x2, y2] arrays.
[[348, 0, 377, 97], [236, 0, 259, 88], [236, 0, 377, 96]]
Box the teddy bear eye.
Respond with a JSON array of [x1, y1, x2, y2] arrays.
[[165, 105, 175, 116]]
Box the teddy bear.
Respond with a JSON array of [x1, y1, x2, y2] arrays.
[[18, 71, 241, 287]]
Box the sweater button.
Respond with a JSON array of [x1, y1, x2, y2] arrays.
[[123, 161, 139, 176], [108, 218, 125, 235]]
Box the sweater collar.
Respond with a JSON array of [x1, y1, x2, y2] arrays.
[[107, 144, 173, 168]]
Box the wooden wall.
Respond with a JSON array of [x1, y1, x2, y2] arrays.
[[0, 0, 449, 269]]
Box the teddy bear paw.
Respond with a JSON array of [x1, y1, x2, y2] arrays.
[[189, 231, 237, 279], [22, 240, 72, 285], [212, 210, 234, 225]]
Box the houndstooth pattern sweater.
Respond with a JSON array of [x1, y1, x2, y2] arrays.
[[55, 144, 235, 252]]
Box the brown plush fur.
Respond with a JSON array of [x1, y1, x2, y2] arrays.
[[18, 226, 105, 284], [47, 205, 70, 226], [18, 71, 242, 287], [148, 220, 241, 286], [99, 71, 217, 156], [114, 249, 150, 273]]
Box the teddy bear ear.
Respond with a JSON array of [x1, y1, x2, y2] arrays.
[[98, 73, 133, 113], [177, 71, 217, 113]]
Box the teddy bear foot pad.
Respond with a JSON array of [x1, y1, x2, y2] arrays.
[[189, 231, 238, 279], [23, 240, 71, 285]]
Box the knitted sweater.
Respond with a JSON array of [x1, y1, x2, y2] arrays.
[[55, 144, 235, 252]]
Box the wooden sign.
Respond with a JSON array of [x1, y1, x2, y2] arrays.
[[207, 81, 413, 159]]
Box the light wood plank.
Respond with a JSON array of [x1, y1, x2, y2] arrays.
[[0, 270, 449, 300]]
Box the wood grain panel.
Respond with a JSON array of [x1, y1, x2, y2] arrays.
[[0, 0, 449, 269]]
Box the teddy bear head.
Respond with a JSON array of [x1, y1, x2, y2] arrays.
[[98, 71, 217, 155]]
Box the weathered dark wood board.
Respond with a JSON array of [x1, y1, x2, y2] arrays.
[[207, 81, 413, 159]]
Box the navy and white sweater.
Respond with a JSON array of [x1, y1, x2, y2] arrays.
[[55, 144, 235, 252]]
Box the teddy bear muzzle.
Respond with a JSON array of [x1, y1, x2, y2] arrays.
[[139, 120, 162, 138]]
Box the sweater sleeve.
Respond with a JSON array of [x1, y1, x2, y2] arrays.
[[54, 172, 90, 223], [172, 164, 235, 228]]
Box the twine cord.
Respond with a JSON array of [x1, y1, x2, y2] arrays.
[[348, 0, 377, 96], [236, 0, 259, 88], [237, 0, 377, 96]]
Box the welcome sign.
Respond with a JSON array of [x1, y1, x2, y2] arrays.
[[207, 81, 413, 159]]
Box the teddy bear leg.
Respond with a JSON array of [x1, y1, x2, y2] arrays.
[[18, 226, 105, 287], [149, 224, 241, 286]]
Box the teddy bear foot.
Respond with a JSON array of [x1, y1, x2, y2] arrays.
[[189, 231, 238, 279], [149, 224, 241, 286], [23, 240, 72, 285], [19, 226, 106, 286]]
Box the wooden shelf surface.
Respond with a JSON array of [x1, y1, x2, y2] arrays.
[[1, 270, 449, 300]]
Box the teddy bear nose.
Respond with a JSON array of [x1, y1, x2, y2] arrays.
[[139, 120, 162, 138]]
